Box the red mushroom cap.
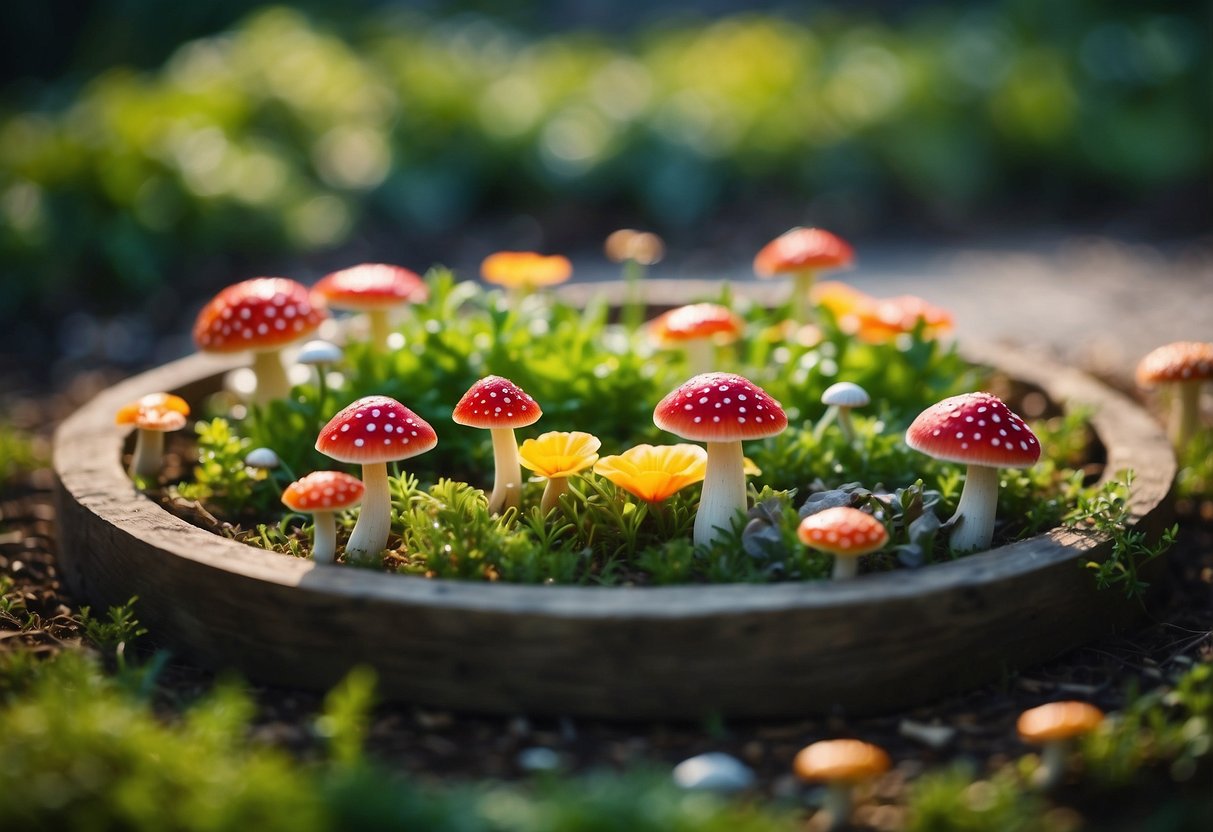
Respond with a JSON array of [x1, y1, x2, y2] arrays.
[[654, 373, 787, 443], [194, 278, 325, 353], [753, 228, 854, 278], [312, 263, 428, 311], [649, 303, 744, 345], [905, 392, 1040, 468], [797, 506, 889, 556], [316, 395, 437, 464], [282, 471, 365, 513], [451, 376, 542, 429], [1135, 341, 1213, 387]]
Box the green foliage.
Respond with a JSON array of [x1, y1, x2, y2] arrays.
[[1175, 428, 1213, 501], [1083, 662, 1213, 787], [0, 421, 41, 486], [906, 764, 1057, 832], [0, 651, 328, 831], [176, 417, 279, 517], [78, 596, 148, 668], [0, 649, 800, 832], [3, 4, 1208, 320], [1065, 471, 1178, 600]]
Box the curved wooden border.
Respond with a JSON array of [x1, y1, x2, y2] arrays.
[[52, 286, 1175, 718]]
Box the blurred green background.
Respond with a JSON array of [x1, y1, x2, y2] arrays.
[[0, 0, 1209, 382]]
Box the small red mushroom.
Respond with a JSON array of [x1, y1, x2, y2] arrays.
[[452, 376, 542, 513], [654, 373, 788, 547], [194, 278, 326, 404], [797, 506, 889, 579], [648, 303, 744, 375], [1136, 341, 1213, 451], [316, 396, 437, 564], [281, 471, 365, 565], [312, 263, 427, 348], [753, 228, 853, 322], [905, 392, 1040, 553]]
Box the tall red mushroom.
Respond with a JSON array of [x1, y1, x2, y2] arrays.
[[654, 373, 787, 547], [312, 263, 427, 348], [452, 376, 542, 513], [194, 278, 326, 404], [753, 227, 853, 322], [905, 392, 1040, 553], [316, 396, 437, 564]]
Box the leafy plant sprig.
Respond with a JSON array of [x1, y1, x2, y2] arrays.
[[1065, 471, 1178, 600]]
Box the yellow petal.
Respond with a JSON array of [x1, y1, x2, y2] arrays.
[[519, 430, 601, 478], [593, 443, 707, 502]]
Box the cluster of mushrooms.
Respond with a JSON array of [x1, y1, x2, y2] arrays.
[[115, 227, 1213, 576], [780, 698, 1106, 829]]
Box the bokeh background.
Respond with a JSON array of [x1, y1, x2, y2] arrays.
[[1, 0, 1209, 387]]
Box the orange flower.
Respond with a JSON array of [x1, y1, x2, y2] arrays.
[[811, 281, 953, 344], [593, 444, 707, 503], [481, 251, 572, 290]]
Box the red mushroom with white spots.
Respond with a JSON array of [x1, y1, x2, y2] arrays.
[[797, 506, 889, 579], [905, 392, 1041, 553], [648, 303, 744, 375], [452, 376, 542, 513], [312, 263, 428, 348], [194, 278, 326, 404], [316, 396, 437, 564], [1135, 341, 1213, 451], [654, 372, 788, 547], [281, 471, 365, 565]]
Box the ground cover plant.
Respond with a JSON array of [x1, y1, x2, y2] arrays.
[[157, 264, 1113, 586]]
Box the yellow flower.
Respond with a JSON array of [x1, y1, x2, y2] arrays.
[[811, 280, 953, 344], [519, 431, 602, 479], [593, 444, 708, 503], [743, 457, 762, 478], [519, 431, 601, 513], [481, 251, 572, 290]]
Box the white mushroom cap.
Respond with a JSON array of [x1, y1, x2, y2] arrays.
[[244, 447, 281, 469], [821, 382, 870, 408], [296, 339, 344, 366]]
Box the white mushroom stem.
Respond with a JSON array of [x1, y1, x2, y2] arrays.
[[813, 405, 856, 443], [250, 348, 292, 404], [540, 476, 570, 514], [684, 339, 715, 375], [1169, 380, 1202, 451], [948, 464, 1000, 553], [832, 556, 860, 580], [129, 429, 165, 479], [792, 269, 817, 322], [821, 782, 854, 832], [488, 427, 522, 514], [1035, 739, 1071, 790], [366, 309, 392, 348], [311, 511, 338, 565], [694, 440, 747, 548], [345, 461, 391, 565]]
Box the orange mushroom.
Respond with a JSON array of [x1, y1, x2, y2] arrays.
[[797, 506, 888, 579], [1017, 701, 1105, 788], [282, 471, 365, 565], [793, 739, 890, 830], [115, 393, 190, 480], [1136, 341, 1213, 451], [754, 228, 853, 322]]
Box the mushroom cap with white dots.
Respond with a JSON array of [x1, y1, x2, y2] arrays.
[[194, 277, 326, 353], [281, 470, 365, 512], [316, 395, 437, 464], [905, 392, 1040, 468], [451, 376, 542, 429], [797, 506, 888, 557], [654, 372, 787, 443]]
